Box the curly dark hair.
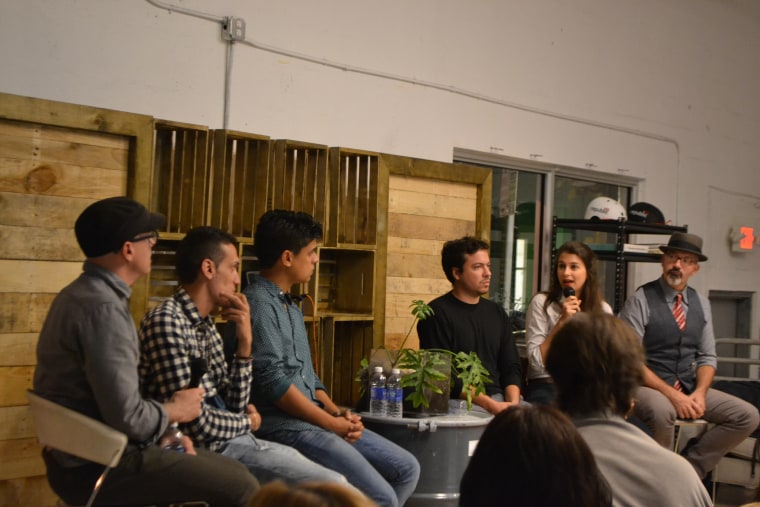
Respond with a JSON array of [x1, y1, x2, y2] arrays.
[[546, 312, 645, 417], [440, 236, 489, 284]]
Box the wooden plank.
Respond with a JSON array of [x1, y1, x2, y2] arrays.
[[0, 294, 56, 334], [389, 188, 477, 221], [0, 260, 82, 293], [0, 192, 92, 229], [0, 366, 33, 407], [0, 333, 37, 366], [388, 212, 475, 241], [389, 175, 477, 199], [0, 157, 126, 198], [385, 292, 440, 318], [0, 475, 58, 507], [0, 406, 35, 440], [0, 130, 128, 172], [0, 438, 45, 481], [386, 252, 444, 279], [0, 118, 130, 150], [0, 225, 83, 261], [387, 236, 445, 256], [386, 276, 450, 295]]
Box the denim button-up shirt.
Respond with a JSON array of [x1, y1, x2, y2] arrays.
[[244, 275, 327, 435]]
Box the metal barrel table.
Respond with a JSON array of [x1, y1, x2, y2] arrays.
[[361, 406, 493, 507]]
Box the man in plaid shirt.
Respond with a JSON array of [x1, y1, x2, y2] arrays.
[[139, 226, 349, 486]]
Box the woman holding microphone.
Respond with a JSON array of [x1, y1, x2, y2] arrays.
[[524, 241, 612, 405]]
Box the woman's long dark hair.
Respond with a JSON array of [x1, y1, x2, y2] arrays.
[[460, 405, 612, 507], [543, 241, 605, 313]]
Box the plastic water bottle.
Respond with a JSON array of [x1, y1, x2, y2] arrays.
[[386, 368, 403, 419], [369, 366, 387, 416], [159, 422, 186, 452]]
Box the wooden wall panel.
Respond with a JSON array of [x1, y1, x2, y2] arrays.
[[380, 154, 491, 352], [0, 95, 143, 505], [384, 175, 478, 348]]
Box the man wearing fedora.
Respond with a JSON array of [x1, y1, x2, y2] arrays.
[[620, 232, 759, 480]]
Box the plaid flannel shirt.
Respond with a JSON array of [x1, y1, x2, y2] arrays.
[[139, 287, 253, 451]]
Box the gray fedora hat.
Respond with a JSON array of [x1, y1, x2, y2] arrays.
[[660, 232, 708, 262]]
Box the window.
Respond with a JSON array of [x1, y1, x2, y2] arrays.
[[454, 150, 637, 342]]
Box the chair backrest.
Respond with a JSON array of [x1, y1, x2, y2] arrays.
[[26, 390, 128, 468]]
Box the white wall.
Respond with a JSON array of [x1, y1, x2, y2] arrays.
[[2, 0, 759, 333]]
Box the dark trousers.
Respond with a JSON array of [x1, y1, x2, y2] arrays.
[[44, 444, 258, 507]]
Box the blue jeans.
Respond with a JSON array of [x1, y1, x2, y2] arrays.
[[218, 433, 349, 486], [265, 428, 420, 507]]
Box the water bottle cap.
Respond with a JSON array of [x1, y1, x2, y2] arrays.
[[391, 368, 401, 374], [373, 366, 383, 372]]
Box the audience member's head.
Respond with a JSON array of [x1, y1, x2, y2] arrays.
[[546, 312, 645, 417], [247, 481, 377, 507], [440, 236, 489, 284], [459, 405, 612, 507]]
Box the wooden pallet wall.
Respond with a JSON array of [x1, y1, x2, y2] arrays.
[[381, 154, 492, 350], [0, 93, 153, 507]]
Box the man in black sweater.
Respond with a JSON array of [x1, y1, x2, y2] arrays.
[[417, 236, 523, 414]]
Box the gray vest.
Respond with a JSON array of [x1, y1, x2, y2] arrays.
[[641, 280, 705, 393]]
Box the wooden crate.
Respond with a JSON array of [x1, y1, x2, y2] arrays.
[[147, 237, 181, 310], [270, 140, 329, 229], [209, 130, 270, 238], [312, 247, 374, 316], [328, 148, 378, 246], [321, 317, 374, 408], [153, 120, 210, 233]]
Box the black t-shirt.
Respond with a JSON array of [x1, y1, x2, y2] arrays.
[[416, 292, 522, 397]]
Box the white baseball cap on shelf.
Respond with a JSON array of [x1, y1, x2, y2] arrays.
[[584, 197, 627, 220]]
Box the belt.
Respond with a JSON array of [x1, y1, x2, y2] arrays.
[[528, 377, 554, 385]]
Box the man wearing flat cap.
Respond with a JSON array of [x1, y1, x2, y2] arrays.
[[620, 232, 759, 481], [34, 196, 258, 506]]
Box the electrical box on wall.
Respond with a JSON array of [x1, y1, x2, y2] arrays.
[[222, 16, 246, 41]]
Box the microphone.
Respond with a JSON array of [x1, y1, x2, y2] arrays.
[[563, 286, 576, 298], [188, 357, 208, 388]]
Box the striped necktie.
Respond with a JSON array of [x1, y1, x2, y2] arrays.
[[672, 293, 686, 392], [673, 293, 686, 331]]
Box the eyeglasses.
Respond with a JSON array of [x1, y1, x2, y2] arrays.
[[130, 230, 158, 247], [664, 252, 698, 266]]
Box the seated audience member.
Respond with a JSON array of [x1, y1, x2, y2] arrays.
[[34, 197, 258, 507], [460, 405, 612, 507], [524, 241, 612, 405], [416, 236, 523, 414], [545, 312, 712, 507], [139, 226, 348, 485], [248, 480, 377, 507], [619, 232, 759, 480], [240, 210, 420, 507]]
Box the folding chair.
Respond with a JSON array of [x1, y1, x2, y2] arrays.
[[27, 390, 127, 507]]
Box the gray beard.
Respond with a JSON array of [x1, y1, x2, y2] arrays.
[[665, 272, 683, 288]]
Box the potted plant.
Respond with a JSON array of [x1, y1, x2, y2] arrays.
[[355, 300, 491, 415]]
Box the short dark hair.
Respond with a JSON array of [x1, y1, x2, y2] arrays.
[[254, 210, 323, 269], [175, 226, 238, 284], [440, 236, 489, 284], [460, 405, 612, 507], [546, 312, 645, 417]]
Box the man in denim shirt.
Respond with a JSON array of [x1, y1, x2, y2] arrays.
[[242, 209, 420, 507]]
